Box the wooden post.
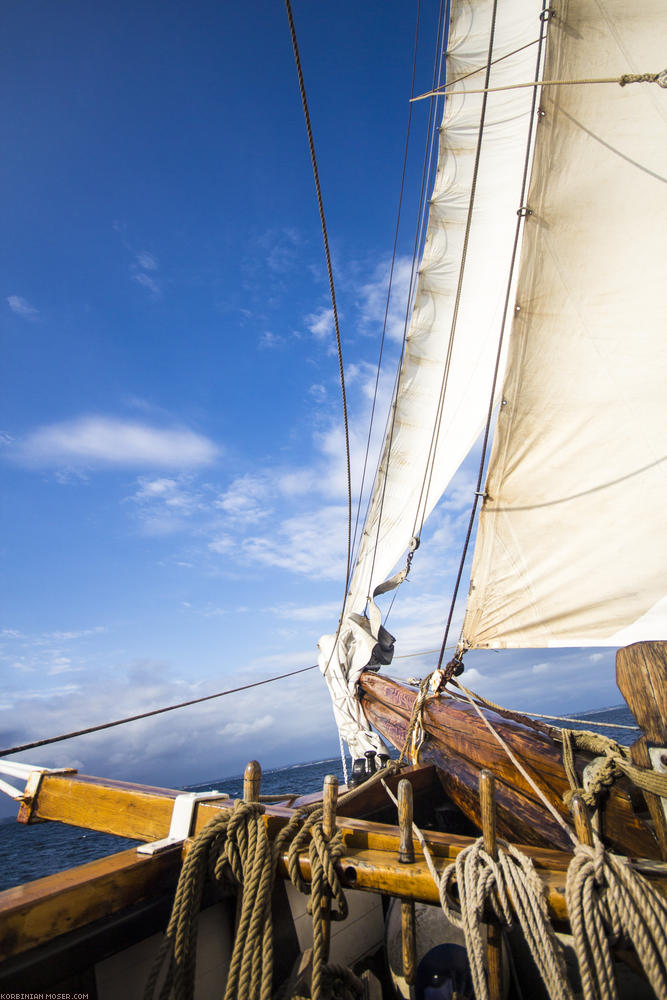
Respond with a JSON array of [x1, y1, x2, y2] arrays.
[[616, 642, 667, 859], [243, 760, 261, 803], [397, 778, 417, 986], [321, 774, 338, 961], [570, 793, 594, 847], [480, 770, 503, 1000]]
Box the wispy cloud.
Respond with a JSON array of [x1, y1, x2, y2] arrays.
[[131, 251, 161, 295], [15, 416, 220, 469], [214, 474, 272, 523], [242, 504, 349, 580], [7, 295, 39, 319], [357, 256, 413, 342], [259, 331, 283, 349]]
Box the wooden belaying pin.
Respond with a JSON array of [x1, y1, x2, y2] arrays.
[[570, 792, 595, 847], [243, 760, 262, 803], [321, 774, 338, 961], [397, 778, 417, 986], [480, 770, 503, 1000]]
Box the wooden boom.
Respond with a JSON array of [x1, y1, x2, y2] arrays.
[[359, 671, 661, 858]]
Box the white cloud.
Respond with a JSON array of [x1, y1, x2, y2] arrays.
[[17, 416, 219, 469], [270, 601, 341, 623], [309, 384, 327, 403], [259, 331, 283, 349], [357, 256, 413, 343], [305, 307, 334, 341], [7, 295, 38, 319], [214, 474, 271, 522], [133, 271, 161, 295], [136, 252, 158, 271], [218, 714, 274, 739], [242, 505, 349, 580], [128, 476, 208, 534]]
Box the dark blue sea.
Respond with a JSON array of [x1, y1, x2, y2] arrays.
[[0, 706, 637, 893]]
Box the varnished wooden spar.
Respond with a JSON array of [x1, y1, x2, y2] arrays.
[[3, 766, 667, 965], [359, 671, 660, 858]]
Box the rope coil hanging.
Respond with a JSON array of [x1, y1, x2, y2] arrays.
[[438, 837, 574, 1000], [565, 840, 667, 1000], [142, 768, 406, 1000]]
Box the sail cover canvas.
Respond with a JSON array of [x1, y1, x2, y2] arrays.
[[464, 0, 667, 648]]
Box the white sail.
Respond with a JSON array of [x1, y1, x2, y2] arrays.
[[463, 0, 667, 649], [343, 0, 544, 620], [320, 0, 546, 755]]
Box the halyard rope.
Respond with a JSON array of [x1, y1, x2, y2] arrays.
[[284, 0, 353, 602]]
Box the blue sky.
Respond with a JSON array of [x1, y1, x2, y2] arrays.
[[0, 1, 622, 813]]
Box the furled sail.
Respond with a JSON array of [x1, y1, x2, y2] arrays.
[[463, 0, 667, 648], [320, 0, 546, 756]]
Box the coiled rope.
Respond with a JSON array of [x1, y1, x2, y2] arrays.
[[146, 765, 400, 1000], [565, 840, 667, 1000], [439, 838, 573, 1000]]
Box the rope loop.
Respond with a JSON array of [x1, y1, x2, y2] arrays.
[[438, 837, 573, 1000], [566, 842, 667, 1000], [619, 71, 660, 86]]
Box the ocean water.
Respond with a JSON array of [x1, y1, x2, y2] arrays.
[[0, 707, 637, 893]]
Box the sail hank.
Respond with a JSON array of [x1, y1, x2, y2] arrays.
[[320, 0, 547, 754], [464, 0, 667, 649]]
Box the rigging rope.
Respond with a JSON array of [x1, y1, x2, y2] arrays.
[[566, 840, 667, 1000], [0, 663, 318, 759], [284, 0, 353, 603], [413, 69, 667, 102], [148, 766, 401, 1000], [439, 839, 574, 1000]]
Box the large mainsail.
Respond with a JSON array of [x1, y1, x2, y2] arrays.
[[464, 0, 667, 648], [320, 0, 546, 755]]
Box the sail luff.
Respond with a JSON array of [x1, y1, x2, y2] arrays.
[[463, 0, 667, 649], [320, 0, 548, 757], [343, 0, 547, 621]]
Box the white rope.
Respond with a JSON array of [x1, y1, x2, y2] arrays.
[[452, 678, 578, 846]]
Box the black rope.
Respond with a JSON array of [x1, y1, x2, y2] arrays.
[[0, 664, 319, 758], [437, 0, 550, 667], [284, 0, 353, 601]]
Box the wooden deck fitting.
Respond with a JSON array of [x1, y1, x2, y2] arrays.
[[3, 764, 667, 966], [397, 778, 417, 986], [321, 773, 338, 961], [480, 770, 503, 1000]]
